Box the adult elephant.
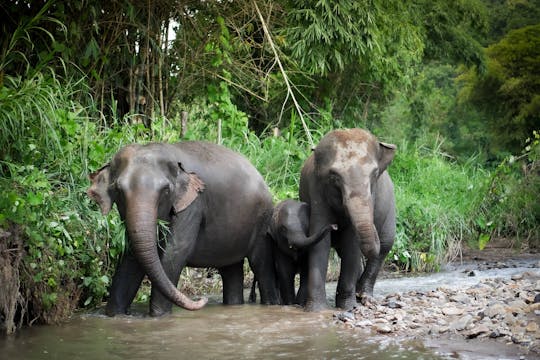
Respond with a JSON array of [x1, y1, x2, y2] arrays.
[[299, 128, 396, 311], [268, 200, 336, 305], [87, 141, 279, 316]]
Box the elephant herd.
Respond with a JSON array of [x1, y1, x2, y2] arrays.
[[87, 128, 396, 316]]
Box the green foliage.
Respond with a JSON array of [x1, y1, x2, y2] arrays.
[[414, 0, 487, 68], [389, 137, 489, 271], [286, 0, 422, 79], [0, 70, 134, 327], [476, 131, 540, 249], [457, 24, 540, 155], [485, 0, 540, 43]]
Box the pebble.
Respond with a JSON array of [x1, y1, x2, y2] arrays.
[[374, 324, 393, 334], [442, 306, 464, 316], [334, 270, 540, 356]]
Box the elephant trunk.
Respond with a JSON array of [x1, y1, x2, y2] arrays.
[[288, 223, 337, 248], [125, 200, 207, 311], [345, 196, 380, 259]]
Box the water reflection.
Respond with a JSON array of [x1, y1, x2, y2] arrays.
[[1, 303, 443, 360]]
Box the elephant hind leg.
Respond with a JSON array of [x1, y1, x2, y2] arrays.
[[248, 234, 280, 305], [219, 261, 244, 305]]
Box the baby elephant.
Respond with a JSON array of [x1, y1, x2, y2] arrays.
[[269, 200, 337, 305]]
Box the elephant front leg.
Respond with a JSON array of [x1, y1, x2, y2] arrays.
[[219, 261, 244, 305], [334, 228, 362, 311], [106, 250, 145, 316], [357, 230, 394, 305], [305, 236, 331, 311]]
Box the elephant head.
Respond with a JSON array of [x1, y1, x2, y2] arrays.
[[87, 143, 208, 311], [313, 129, 396, 259], [270, 200, 337, 258]]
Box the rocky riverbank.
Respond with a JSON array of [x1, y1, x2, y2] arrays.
[[334, 257, 540, 358]]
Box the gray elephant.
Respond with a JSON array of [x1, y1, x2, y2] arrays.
[[87, 141, 280, 316], [267, 200, 336, 305], [299, 128, 396, 311]]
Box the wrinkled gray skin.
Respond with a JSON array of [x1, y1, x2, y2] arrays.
[[268, 200, 336, 305], [299, 128, 396, 311], [87, 142, 279, 316]]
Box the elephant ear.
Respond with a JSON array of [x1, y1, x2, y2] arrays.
[[173, 163, 206, 213], [87, 164, 112, 215], [378, 141, 397, 174]]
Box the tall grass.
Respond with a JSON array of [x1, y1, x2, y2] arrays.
[[390, 138, 489, 271]]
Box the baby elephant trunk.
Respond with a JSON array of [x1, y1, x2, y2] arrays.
[[288, 223, 337, 249]]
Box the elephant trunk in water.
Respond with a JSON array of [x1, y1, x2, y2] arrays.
[[344, 196, 380, 259], [125, 198, 207, 311]]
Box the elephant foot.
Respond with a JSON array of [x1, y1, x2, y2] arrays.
[[105, 301, 130, 317], [335, 296, 357, 311], [357, 293, 376, 308], [304, 300, 329, 312], [150, 303, 173, 317]]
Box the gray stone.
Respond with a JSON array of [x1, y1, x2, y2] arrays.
[[374, 324, 393, 334], [449, 314, 473, 331], [466, 324, 490, 339], [485, 303, 506, 318], [442, 306, 465, 316]]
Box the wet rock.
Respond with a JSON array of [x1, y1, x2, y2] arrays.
[[354, 319, 373, 328], [442, 306, 464, 316], [489, 329, 505, 338], [511, 273, 524, 280], [449, 314, 473, 331], [485, 303, 506, 318], [449, 293, 471, 304], [335, 269, 540, 355], [334, 311, 355, 323], [466, 324, 490, 339], [374, 324, 393, 334], [383, 300, 403, 309], [526, 321, 539, 333]]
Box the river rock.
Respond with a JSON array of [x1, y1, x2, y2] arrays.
[[442, 306, 464, 316], [466, 324, 491, 339], [526, 321, 539, 332], [485, 303, 506, 318], [449, 314, 473, 331], [374, 324, 393, 334], [354, 319, 373, 328], [449, 293, 471, 304]]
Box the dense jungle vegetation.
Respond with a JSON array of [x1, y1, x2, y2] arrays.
[[0, 0, 538, 334]]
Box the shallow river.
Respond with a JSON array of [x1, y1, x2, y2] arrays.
[[1, 257, 537, 360]]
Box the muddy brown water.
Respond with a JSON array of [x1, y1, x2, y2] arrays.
[[1, 257, 537, 360], [1, 303, 445, 360]]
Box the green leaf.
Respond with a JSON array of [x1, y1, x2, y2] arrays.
[[478, 233, 491, 250]]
